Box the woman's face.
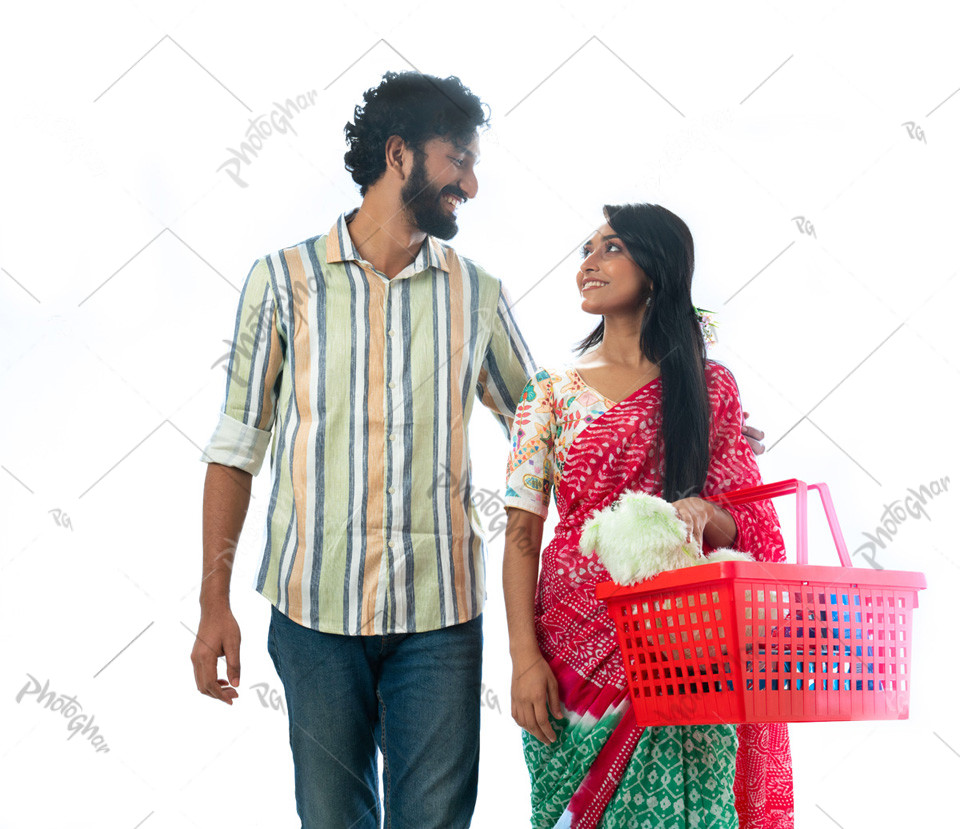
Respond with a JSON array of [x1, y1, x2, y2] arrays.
[[577, 222, 651, 316]]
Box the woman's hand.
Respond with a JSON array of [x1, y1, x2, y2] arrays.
[[672, 497, 737, 550], [672, 497, 713, 550], [511, 652, 562, 745]]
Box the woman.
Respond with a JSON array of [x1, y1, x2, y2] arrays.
[[503, 203, 794, 828]]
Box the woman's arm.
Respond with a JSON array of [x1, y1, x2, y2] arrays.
[[502, 369, 563, 743], [697, 364, 786, 560], [503, 507, 561, 744]]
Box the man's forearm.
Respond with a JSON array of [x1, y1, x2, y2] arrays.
[[200, 462, 253, 609]]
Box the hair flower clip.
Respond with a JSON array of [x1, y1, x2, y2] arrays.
[[694, 307, 718, 347]]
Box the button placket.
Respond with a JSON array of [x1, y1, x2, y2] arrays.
[[383, 277, 406, 576], [383, 276, 397, 563]]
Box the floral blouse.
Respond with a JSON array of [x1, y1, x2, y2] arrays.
[[504, 366, 631, 518]]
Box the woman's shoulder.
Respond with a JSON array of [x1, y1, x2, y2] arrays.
[[705, 360, 740, 395], [527, 365, 578, 389], [705, 361, 745, 420], [520, 366, 559, 402], [519, 366, 589, 414]]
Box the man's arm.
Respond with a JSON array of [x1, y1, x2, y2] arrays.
[[192, 255, 283, 704], [190, 462, 252, 705], [476, 281, 537, 435]]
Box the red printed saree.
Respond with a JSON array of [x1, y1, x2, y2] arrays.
[[504, 363, 794, 828]]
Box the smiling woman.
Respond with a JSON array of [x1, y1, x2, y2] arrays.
[[502, 203, 793, 828], [576, 223, 653, 318]]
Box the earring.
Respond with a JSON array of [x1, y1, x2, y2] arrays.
[[645, 296, 653, 307]]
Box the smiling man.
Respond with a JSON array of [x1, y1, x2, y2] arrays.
[[190, 72, 536, 828]]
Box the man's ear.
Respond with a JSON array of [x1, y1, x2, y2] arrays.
[[384, 134, 408, 181]]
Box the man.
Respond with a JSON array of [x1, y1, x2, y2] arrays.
[[190, 72, 535, 828]]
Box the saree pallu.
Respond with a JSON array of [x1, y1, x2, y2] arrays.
[[525, 368, 794, 828]]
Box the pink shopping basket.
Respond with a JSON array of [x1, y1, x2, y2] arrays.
[[596, 479, 926, 725]]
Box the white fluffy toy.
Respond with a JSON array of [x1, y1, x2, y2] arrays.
[[579, 490, 753, 586]]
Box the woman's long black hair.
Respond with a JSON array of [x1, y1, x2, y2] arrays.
[[577, 203, 709, 501]]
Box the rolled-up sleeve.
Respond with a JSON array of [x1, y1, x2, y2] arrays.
[[201, 257, 284, 475]]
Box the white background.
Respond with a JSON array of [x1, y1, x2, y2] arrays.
[[1, 1, 958, 827]]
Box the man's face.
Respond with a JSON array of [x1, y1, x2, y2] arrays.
[[401, 134, 480, 240]]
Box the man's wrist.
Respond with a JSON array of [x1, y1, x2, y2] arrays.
[[199, 585, 232, 612]]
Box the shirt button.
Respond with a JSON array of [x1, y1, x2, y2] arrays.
[[388, 381, 396, 389], [389, 433, 396, 441], [388, 541, 395, 549], [388, 328, 396, 337], [388, 486, 396, 494]]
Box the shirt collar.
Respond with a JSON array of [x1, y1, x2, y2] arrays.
[[325, 210, 451, 276]]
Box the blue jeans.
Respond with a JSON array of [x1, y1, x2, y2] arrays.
[[267, 606, 482, 829]]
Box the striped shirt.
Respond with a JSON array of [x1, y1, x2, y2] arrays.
[[202, 211, 536, 635]]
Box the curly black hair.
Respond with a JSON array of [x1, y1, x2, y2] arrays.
[[344, 71, 489, 195]]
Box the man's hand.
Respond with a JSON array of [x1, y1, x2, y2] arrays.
[[511, 653, 562, 745], [194, 463, 251, 705], [191, 607, 241, 705], [742, 411, 765, 456]]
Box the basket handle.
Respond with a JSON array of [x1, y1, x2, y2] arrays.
[[703, 478, 852, 567]]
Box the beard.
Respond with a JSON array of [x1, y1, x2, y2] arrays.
[[400, 153, 460, 240]]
